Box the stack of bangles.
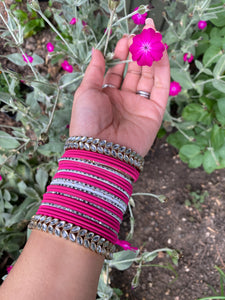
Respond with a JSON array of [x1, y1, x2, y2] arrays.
[[28, 136, 144, 260]]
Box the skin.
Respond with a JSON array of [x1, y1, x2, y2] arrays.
[[0, 18, 170, 300]]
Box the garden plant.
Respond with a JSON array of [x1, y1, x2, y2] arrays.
[[0, 0, 225, 298]]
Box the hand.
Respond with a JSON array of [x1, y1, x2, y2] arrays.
[[69, 18, 170, 157]]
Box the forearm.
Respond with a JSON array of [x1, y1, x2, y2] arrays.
[[0, 230, 104, 300]]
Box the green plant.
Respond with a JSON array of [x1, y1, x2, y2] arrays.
[[185, 189, 209, 210], [162, 0, 225, 173], [197, 266, 225, 300], [10, 0, 47, 38]]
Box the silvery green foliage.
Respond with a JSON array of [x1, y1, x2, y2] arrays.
[[162, 0, 225, 173]]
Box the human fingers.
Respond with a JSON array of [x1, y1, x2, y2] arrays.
[[75, 49, 105, 98], [103, 35, 129, 89], [121, 36, 142, 93], [136, 18, 156, 96]]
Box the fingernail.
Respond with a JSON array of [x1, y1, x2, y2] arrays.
[[122, 34, 129, 38], [145, 18, 154, 26], [129, 34, 135, 38]]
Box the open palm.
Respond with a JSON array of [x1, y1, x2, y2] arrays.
[[70, 19, 170, 157]]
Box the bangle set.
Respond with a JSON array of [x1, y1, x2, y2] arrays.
[[28, 215, 115, 259], [64, 136, 144, 172], [29, 136, 144, 259]]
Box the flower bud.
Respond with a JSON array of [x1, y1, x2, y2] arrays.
[[108, 0, 120, 11], [137, 4, 149, 14], [27, 0, 41, 11]]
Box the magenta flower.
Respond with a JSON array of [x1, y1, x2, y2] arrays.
[[61, 60, 73, 73], [70, 18, 77, 25], [183, 52, 194, 63], [82, 20, 87, 27], [46, 42, 54, 52], [104, 28, 112, 35], [66, 124, 70, 129], [116, 240, 138, 252], [198, 20, 207, 30], [129, 28, 165, 67], [132, 7, 148, 25], [6, 265, 13, 273], [169, 81, 182, 96], [0, 174, 2, 181], [23, 54, 33, 63], [164, 43, 169, 50]]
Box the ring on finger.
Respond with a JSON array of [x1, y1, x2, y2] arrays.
[[136, 90, 151, 99], [102, 84, 117, 89]]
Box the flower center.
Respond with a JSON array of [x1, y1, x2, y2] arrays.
[[141, 42, 151, 54]]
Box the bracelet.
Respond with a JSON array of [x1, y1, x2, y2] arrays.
[[28, 215, 116, 260], [64, 136, 144, 172]]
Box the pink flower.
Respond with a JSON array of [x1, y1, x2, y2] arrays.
[[104, 28, 112, 35], [82, 20, 87, 27], [61, 60, 73, 73], [6, 265, 13, 273], [164, 43, 169, 50], [0, 174, 2, 181], [132, 7, 148, 25], [70, 18, 77, 25], [66, 124, 70, 129], [23, 54, 33, 63], [116, 239, 138, 252], [129, 28, 165, 67], [169, 81, 182, 96], [198, 20, 207, 30], [46, 42, 54, 52], [183, 52, 194, 63]]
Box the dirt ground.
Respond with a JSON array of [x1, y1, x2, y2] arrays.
[[1, 3, 225, 299], [112, 136, 225, 300]]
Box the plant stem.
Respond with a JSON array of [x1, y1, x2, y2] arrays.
[[59, 74, 84, 89], [104, 8, 116, 57], [44, 88, 60, 134], [37, 10, 78, 62]]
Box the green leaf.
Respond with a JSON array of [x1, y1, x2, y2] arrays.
[[212, 79, 225, 93], [24, 187, 40, 200], [210, 124, 225, 150], [179, 144, 201, 162], [182, 103, 212, 125], [211, 11, 225, 27], [203, 149, 219, 173], [213, 54, 225, 77], [203, 45, 222, 67], [31, 81, 56, 95], [195, 60, 203, 71], [189, 153, 203, 168], [13, 9, 28, 22], [35, 168, 48, 194], [170, 68, 193, 90], [31, 54, 44, 66], [217, 97, 225, 115], [0, 131, 20, 149], [109, 250, 139, 271], [7, 53, 27, 66]]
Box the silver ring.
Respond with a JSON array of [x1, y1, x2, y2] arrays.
[[102, 84, 116, 89], [136, 90, 150, 99]]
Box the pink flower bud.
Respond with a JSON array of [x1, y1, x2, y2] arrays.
[[61, 60, 73, 73], [82, 20, 87, 27], [46, 42, 54, 52], [116, 239, 138, 252], [23, 54, 33, 63], [198, 20, 207, 30], [164, 43, 169, 50], [169, 81, 182, 96], [183, 52, 194, 63], [70, 18, 77, 25], [132, 6, 148, 25], [6, 265, 13, 273]]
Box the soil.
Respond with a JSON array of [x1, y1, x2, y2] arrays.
[[1, 2, 225, 300], [111, 137, 225, 300]]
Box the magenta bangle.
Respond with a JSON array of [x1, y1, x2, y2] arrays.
[[33, 145, 142, 253], [62, 150, 139, 181]]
